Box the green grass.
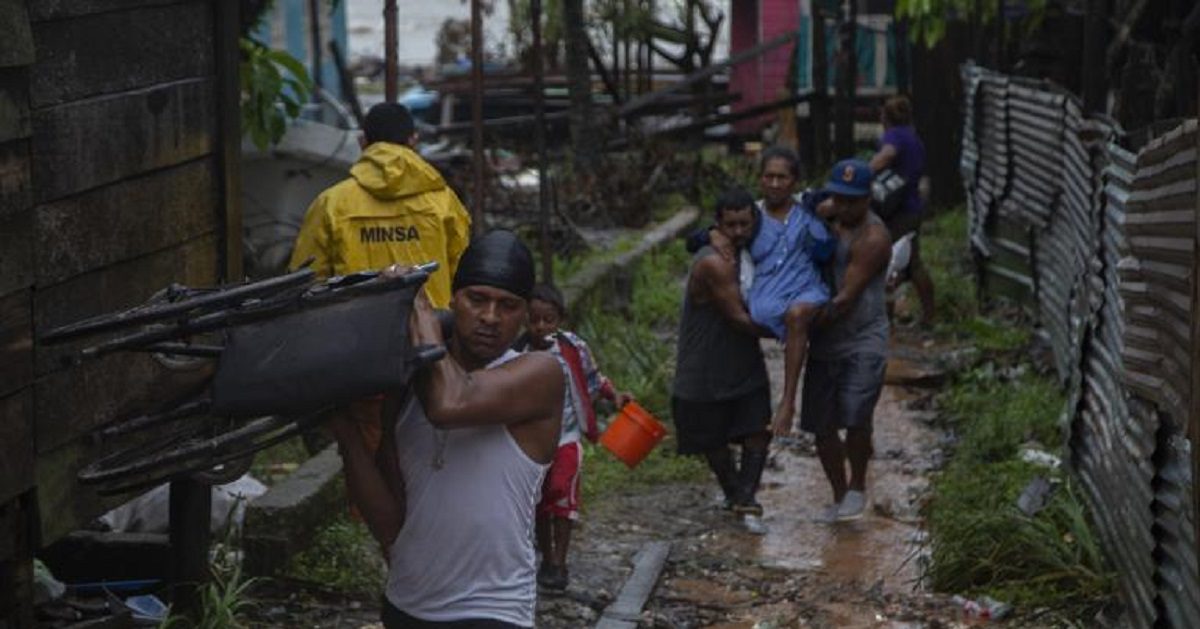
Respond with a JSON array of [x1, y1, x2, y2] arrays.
[[912, 204, 1114, 618], [280, 513, 386, 598], [920, 206, 980, 326], [568, 239, 709, 503], [927, 360, 1115, 616]]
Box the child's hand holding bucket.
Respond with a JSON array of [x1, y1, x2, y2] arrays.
[[599, 401, 668, 469]]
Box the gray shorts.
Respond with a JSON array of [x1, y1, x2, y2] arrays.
[[800, 353, 887, 435]]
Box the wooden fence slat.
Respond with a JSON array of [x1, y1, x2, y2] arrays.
[[0, 139, 30, 221], [35, 440, 152, 544], [0, 290, 31, 397], [33, 234, 218, 375], [35, 159, 218, 286], [0, 211, 32, 296], [30, 3, 213, 108], [0, 0, 34, 68], [34, 351, 212, 455], [0, 68, 30, 143], [0, 390, 34, 504], [30, 0, 190, 22], [30, 78, 215, 203]]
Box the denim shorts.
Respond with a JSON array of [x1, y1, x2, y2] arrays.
[[799, 353, 887, 435]]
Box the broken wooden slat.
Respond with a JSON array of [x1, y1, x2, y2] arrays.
[[29, 3, 214, 108], [617, 29, 799, 117], [595, 541, 671, 629]]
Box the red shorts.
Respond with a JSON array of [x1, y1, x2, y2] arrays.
[[538, 441, 583, 520]]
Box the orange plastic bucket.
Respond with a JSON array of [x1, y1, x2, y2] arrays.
[[599, 401, 668, 469]]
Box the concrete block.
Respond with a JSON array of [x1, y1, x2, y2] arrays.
[[242, 444, 345, 576]]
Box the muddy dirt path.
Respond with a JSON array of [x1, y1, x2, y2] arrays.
[[536, 336, 972, 628], [245, 335, 977, 628]]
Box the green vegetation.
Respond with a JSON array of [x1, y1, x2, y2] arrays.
[[281, 514, 386, 598], [927, 362, 1113, 616], [570, 239, 709, 504], [239, 39, 313, 150], [920, 205, 1114, 618]]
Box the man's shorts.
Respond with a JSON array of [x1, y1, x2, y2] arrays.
[[538, 441, 583, 520], [672, 387, 772, 455], [800, 353, 887, 436]]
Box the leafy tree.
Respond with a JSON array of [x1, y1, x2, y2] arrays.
[[239, 38, 314, 151]]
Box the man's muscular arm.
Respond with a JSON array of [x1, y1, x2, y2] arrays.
[[695, 255, 772, 338], [409, 293, 563, 464], [817, 224, 892, 325], [329, 415, 405, 549]]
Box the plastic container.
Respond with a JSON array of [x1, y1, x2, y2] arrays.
[[599, 401, 668, 468]]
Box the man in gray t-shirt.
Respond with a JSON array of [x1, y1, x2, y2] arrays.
[[792, 159, 892, 523]]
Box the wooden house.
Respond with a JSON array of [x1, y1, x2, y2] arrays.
[[728, 0, 904, 134], [0, 1, 241, 623]]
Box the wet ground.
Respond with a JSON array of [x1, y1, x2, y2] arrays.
[[531, 335, 972, 629], [242, 332, 1002, 628]]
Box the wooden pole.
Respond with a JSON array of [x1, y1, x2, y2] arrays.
[[811, 6, 831, 170], [168, 479, 211, 617], [1080, 0, 1108, 113], [533, 0, 552, 283], [384, 0, 398, 102], [834, 0, 857, 158], [471, 0, 486, 232], [307, 0, 323, 101]]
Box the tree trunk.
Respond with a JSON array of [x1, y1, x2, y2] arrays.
[[1084, 0, 1108, 112], [562, 0, 598, 167], [894, 18, 910, 95], [810, 7, 831, 171], [834, 0, 857, 159]]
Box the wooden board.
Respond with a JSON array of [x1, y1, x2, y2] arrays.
[[0, 390, 33, 504], [0, 210, 32, 296], [0, 138, 30, 221], [0, 0, 34, 68], [33, 234, 218, 375], [35, 158, 218, 285], [30, 77, 214, 203], [0, 68, 30, 143], [0, 290, 31, 397], [596, 541, 672, 628], [30, 3, 213, 108], [34, 350, 213, 455], [30, 0, 189, 22], [35, 439, 155, 543]]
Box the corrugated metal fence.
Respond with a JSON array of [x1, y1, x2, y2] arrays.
[[960, 63, 1200, 628]]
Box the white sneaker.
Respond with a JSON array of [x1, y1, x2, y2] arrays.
[[742, 514, 768, 535], [817, 503, 840, 524], [837, 491, 867, 521]]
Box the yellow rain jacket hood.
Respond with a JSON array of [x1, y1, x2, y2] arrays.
[[289, 143, 472, 307]]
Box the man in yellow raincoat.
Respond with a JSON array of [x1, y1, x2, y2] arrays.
[[289, 102, 471, 308], [289, 103, 472, 467]]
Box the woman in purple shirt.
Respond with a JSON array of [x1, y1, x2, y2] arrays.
[[869, 95, 935, 325]]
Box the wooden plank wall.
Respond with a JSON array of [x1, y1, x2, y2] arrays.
[[0, 1, 40, 625], [0, 3, 238, 619]]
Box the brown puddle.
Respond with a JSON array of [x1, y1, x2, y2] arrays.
[[694, 342, 944, 627]]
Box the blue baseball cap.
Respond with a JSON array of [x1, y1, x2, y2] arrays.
[[824, 158, 872, 197]]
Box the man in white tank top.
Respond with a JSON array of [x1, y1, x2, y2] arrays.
[[327, 230, 565, 628]]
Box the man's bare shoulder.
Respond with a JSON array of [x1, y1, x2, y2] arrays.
[[858, 222, 893, 251], [499, 351, 565, 384], [692, 249, 735, 280]]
